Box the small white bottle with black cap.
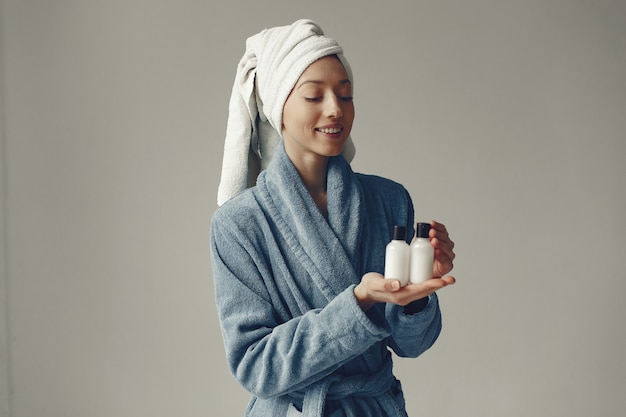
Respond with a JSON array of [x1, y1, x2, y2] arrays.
[[384, 225, 410, 286], [409, 222, 435, 284]]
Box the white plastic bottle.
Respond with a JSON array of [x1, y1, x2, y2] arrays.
[[384, 225, 410, 286], [409, 222, 434, 284]]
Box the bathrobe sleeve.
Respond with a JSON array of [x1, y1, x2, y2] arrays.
[[385, 295, 442, 357], [210, 203, 393, 399]]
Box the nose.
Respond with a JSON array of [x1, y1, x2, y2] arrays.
[[324, 95, 343, 118]]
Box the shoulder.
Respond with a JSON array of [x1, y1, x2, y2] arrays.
[[213, 188, 259, 221], [355, 173, 410, 200], [211, 188, 267, 241], [355, 173, 414, 224]]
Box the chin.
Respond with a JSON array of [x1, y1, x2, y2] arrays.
[[320, 147, 344, 158], [322, 141, 348, 156]]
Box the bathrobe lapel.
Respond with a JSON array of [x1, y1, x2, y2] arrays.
[[257, 144, 365, 305]]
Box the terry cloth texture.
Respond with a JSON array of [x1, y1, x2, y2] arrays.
[[210, 143, 442, 417], [217, 18, 356, 206]]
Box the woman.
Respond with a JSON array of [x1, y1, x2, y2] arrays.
[[211, 19, 456, 417]]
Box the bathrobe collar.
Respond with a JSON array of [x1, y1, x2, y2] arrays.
[[257, 142, 365, 304]]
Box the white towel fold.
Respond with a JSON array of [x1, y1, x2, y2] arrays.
[[217, 19, 356, 206]]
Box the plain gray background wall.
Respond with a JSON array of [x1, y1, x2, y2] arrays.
[[1, 0, 625, 416]]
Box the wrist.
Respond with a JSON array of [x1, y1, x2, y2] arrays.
[[353, 284, 375, 312], [403, 296, 429, 315]]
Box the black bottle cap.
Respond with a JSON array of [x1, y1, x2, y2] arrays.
[[416, 222, 431, 238], [392, 225, 406, 240]]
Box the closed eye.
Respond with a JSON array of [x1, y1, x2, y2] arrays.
[[305, 96, 352, 102]]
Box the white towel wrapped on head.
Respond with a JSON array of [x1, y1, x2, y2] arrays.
[[217, 19, 356, 206]]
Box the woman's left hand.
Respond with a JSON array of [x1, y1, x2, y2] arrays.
[[429, 220, 455, 278]]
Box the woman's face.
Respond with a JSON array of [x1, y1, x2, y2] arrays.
[[281, 56, 354, 163]]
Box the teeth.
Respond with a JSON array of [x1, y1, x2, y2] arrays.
[[317, 127, 342, 134]]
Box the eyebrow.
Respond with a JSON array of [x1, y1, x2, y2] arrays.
[[296, 79, 352, 89]]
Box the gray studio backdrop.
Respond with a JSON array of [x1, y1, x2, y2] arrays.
[[1, 1, 625, 416]]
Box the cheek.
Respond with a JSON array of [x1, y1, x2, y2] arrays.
[[283, 102, 307, 128], [345, 104, 355, 124]]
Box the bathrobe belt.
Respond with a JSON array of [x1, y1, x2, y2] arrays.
[[288, 360, 404, 416]]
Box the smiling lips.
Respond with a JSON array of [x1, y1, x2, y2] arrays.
[[316, 127, 342, 134]]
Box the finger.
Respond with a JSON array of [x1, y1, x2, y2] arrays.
[[430, 222, 454, 247], [362, 272, 385, 287], [432, 237, 456, 262], [429, 220, 448, 236], [418, 276, 455, 294], [434, 247, 454, 271], [439, 275, 456, 286], [391, 277, 455, 305], [431, 235, 454, 252], [363, 272, 401, 293], [434, 234, 455, 250], [383, 278, 401, 292]]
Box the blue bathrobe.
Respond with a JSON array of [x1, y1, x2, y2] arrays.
[[210, 143, 442, 417]]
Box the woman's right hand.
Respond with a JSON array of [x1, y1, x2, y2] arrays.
[[354, 272, 455, 311]]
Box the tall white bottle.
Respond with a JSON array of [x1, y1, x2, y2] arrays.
[[384, 225, 410, 286], [409, 222, 434, 284]]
